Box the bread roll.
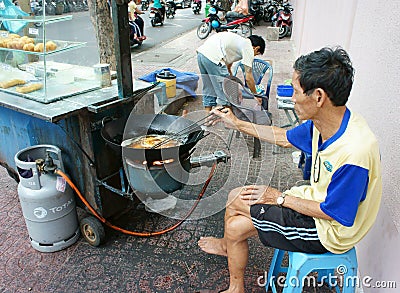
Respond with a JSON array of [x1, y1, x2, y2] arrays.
[[45, 41, 57, 51], [34, 43, 44, 52], [15, 83, 43, 94], [20, 36, 29, 42], [26, 37, 35, 44], [23, 43, 35, 51], [0, 79, 26, 89], [10, 40, 19, 49], [8, 33, 21, 39], [15, 41, 25, 50]]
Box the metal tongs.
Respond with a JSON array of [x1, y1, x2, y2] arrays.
[[150, 108, 224, 149]]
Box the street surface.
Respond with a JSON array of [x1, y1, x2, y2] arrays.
[[133, 5, 204, 51], [45, 6, 204, 66]]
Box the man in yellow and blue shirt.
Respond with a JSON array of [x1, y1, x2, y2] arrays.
[[198, 47, 382, 292]]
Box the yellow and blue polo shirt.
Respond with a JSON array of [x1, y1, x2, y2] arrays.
[[286, 108, 382, 253]]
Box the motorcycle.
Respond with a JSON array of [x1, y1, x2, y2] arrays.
[[249, 0, 264, 26], [149, 5, 165, 26], [141, 0, 149, 11], [271, 2, 293, 38], [165, 0, 176, 19], [263, 0, 279, 22], [191, 0, 201, 14], [196, 5, 254, 39]]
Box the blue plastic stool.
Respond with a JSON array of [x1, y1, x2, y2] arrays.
[[266, 247, 358, 293]]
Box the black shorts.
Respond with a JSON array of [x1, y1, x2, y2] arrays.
[[250, 204, 328, 254]]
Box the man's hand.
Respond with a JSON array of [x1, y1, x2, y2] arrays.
[[206, 107, 238, 129], [239, 185, 280, 205]]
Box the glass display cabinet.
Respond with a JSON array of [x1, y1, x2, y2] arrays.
[[0, 0, 101, 103]]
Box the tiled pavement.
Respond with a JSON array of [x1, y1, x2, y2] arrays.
[[0, 24, 336, 292]]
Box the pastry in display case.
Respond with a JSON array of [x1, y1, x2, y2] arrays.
[[0, 0, 103, 104]]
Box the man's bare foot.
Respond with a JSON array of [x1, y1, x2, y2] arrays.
[[197, 236, 227, 256]]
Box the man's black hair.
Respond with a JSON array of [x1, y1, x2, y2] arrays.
[[248, 35, 265, 55], [293, 46, 354, 106]]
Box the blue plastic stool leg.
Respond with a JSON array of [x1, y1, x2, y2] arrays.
[[340, 248, 358, 293], [266, 249, 287, 293]]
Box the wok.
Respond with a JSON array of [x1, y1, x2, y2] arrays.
[[101, 116, 127, 156], [101, 114, 206, 164]]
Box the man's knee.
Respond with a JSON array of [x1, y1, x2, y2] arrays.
[[225, 216, 246, 241], [227, 186, 243, 205]]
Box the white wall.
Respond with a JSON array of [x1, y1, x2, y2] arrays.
[[290, 0, 400, 291], [291, 0, 358, 55]]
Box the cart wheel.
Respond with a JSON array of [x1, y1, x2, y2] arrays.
[[80, 216, 105, 247]]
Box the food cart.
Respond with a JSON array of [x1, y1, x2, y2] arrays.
[[0, 1, 160, 243]]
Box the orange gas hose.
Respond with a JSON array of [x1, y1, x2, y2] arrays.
[[55, 163, 217, 237]]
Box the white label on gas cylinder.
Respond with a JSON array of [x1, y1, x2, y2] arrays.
[[33, 207, 47, 219], [56, 177, 67, 192], [28, 27, 39, 35]]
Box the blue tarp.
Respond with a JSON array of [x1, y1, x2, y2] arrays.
[[139, 68, 199, 98]]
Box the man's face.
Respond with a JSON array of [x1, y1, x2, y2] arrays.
[[291, 71, 318, 121]]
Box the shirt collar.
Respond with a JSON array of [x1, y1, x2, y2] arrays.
[[318, 107, 351, 151]]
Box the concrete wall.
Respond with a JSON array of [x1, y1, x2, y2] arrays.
[[290, 0, 400, 291]]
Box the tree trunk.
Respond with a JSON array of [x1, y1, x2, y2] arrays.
[[87, 0, 116, 70]]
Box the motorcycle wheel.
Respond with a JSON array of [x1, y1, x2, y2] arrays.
[[197, 22, 211, 39], [278, 26, 289, 38], [151, 19, 156, 27], [238, 23, 252, 38]]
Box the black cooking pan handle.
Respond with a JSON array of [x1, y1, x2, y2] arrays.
[[101, 116, 113, 128]]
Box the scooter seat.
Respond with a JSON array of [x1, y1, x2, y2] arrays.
[[226, 13, 249, 23]]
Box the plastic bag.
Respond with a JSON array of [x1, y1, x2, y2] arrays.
[[0, 0, 29, 33]]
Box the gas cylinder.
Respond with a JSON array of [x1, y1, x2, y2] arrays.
[[14, 145, 80, 252]]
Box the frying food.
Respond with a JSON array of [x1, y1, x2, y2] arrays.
[[122, 134, 181, 149]]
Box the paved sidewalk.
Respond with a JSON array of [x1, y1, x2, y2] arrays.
[[0, 26, 335, 293]]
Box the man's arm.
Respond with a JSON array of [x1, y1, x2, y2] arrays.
[[227, 63, 233, 76], [239, 186, 333, 220], [211, 107, 292, 147], [244, 65, 257, 93], [283, 195, 333, 220], [237, 119, 291, 147], [244, 65, 263, 105]]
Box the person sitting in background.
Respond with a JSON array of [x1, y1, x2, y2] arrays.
[[225, 0, 249, 22], [128, 0, 146, 42], [198, 47, 382, 293]]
